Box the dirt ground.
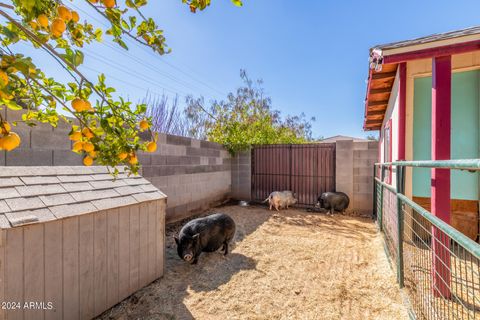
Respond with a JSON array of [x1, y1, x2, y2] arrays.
[[97, 205, 408, 320]]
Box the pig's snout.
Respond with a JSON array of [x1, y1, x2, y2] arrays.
[[183, 253, 193, 262]]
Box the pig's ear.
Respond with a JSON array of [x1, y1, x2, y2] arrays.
[[192, 233, 200, 242], [173, 236, 179, 245]]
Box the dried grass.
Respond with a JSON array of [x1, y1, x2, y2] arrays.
[[97, 205, 408, 320]]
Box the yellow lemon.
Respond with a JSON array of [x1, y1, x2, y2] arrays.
[[83, 142, 94, 152], [128, 154, 138, 165], [50, 18, 66, 37], [146, 141, 157, 153], [83, 156, 93, 166], [72, 98, 87, 112], [0, 70, 9, 87], [103, 0, 115, 8], [118, 152, 128, 160], [71, 11, 80, 23], [85, 100, 94, 112], [37, 14, 49, 28], [69, 131, 82, 141], [0, 132, 20, 151], [1, 121, 11, 134], [57, 6, 72, 21], [29, 21, 38, 30], [82, 127, 94, 139], [139, 119, 149, 131], [72, 141, 83, 152], [0, 90, 13, 100]]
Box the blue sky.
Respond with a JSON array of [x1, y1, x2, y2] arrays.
[[12, 0, 480, 139]]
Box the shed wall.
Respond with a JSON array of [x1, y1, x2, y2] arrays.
[[0, 199, 165, 320]]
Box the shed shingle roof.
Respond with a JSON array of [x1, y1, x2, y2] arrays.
[[0, 166, 166, 228]]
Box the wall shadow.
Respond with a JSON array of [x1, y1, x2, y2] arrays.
[[95, 204, 268, 320]]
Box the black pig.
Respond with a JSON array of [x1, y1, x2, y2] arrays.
[[316, 192, 350, 215], [174, 213, 236, 264]]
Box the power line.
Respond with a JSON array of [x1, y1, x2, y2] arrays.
[[82, 48, 192, 97], [81, 64, 174, 98], [98, 41, 217, 98], [69, 2, 228, 98], [13, 41, 180, 102]]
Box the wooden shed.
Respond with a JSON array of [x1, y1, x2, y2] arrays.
[[0, 166, 167, 320]]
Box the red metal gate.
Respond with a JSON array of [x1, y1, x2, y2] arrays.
[[251, 143, 336, 206]]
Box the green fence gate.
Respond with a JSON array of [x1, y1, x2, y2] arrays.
[[374, 160, 480, 320]]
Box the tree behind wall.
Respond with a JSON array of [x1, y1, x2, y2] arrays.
[[185, 70, 315, 155], [143, 94, 191, 137]]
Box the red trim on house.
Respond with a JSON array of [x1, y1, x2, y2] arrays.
[[431, 55, 452, 299], [383, 39, 480, 64], [398, 63, 407, 161]]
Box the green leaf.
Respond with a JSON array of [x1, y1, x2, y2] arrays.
[[3, 99, 22, 110], [73, 50, 84, 67]]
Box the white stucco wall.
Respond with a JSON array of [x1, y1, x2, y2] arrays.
[[379, 68, 400, 186]]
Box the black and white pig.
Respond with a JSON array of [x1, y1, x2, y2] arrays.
[[174, 213, 236, 264], [316, 192, 350, 215]]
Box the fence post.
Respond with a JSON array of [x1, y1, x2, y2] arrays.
[[378, 166, 385, 232], [396, 165, 405, 288], [373, 165, 377, 220]]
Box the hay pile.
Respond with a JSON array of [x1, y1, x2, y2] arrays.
[[97, 205, 408, 320]]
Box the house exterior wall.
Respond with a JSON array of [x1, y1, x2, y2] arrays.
[[379, 51, 480, 198], [0, 198, 166, 320], [412, 71, 479, 200]]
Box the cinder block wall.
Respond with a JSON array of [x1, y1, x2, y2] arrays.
[[0, 108, 83, 166], [138, 134, 231, 223], [1, 109, 232, 223], [231, 150, 251, 200], [336, 140, 378, 216]]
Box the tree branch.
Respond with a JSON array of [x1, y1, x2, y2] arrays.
[[84, 1, 154, 51], [0, 9, 138, 129], [0, 3, 14, 10]]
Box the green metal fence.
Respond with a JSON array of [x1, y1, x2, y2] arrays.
[[374, 160, 480, 320]]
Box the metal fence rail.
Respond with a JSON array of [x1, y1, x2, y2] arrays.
[[374, 161, 480, 320]]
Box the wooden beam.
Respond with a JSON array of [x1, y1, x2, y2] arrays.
[[371, 71, 396, 80], [365, 119, 383, 125], [368, 100, 389, 107], [369, 87, 391, 94], [367, 110, 386, 116]]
